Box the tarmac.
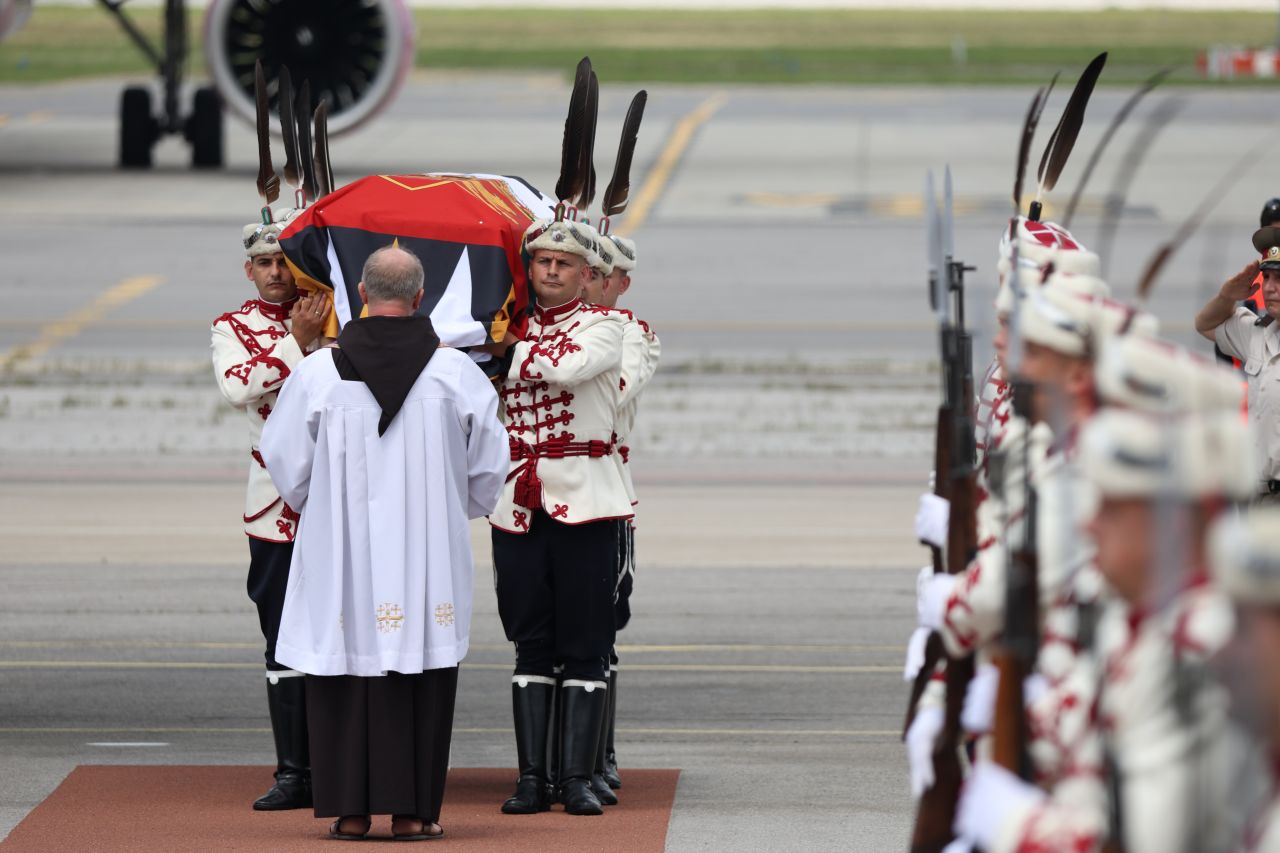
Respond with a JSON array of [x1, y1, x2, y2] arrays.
[[0, 70, 1273, 850]]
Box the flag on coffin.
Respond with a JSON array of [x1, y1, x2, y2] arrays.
[[279, 173, 556, 358]]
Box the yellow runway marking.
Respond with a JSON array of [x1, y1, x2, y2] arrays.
[[0, 114, 8, 129], [0, 726, 898, 738], [0, 660, 898, 674], [619, 91, 729, 235], [0, 275, 164, 370]]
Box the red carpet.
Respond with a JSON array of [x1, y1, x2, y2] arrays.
[[1, 766, 679, 852]]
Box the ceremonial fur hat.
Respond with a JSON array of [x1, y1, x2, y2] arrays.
[[1019, 288, 1156, 358], [1210, 509, 1280, 604], [1096, 335, 1245, 415], [1253, 226, 1280, 271], [243, 208, 298, 258], [522, 217, 601, 268], [997, 218, 1093, 281], [994, 267, 1109, 318], [607, 235, 637, 273], [576, 221, 614, 276], [1081, 409, 1255, 500]]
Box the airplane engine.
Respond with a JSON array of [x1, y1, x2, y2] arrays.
[[204, 0, 414, 137]]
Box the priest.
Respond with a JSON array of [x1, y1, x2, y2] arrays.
[[260, 245, 508, 841]]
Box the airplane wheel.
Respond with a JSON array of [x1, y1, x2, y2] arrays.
[[188, 86, 224, 169], [119, 86, 156, 169]]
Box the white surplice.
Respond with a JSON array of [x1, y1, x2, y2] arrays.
[[260, 346, 508, 677]]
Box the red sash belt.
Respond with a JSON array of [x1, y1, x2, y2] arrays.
[[507, 437, 614, 509]]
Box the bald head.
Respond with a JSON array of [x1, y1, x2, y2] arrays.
[[360, 246, 425, 310]]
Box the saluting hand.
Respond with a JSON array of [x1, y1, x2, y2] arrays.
[[1220, 259, 1262, 302], [291, 291, 329, 348]]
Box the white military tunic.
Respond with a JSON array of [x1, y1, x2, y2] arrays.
[[211, 297, 314, 542], [992, 583, 1254, 853], [260, 346, 508, 677], [613, 311, 661, 506], [490, 298, 634, 533]]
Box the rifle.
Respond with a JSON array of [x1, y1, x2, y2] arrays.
[[906, 168, 979, 853], [989, 378, 1037, 780]]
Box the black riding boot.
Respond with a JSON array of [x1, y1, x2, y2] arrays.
[[502, 677, 555, 814], [602, 666, 622, 789], [558, 681, 607, 816], [591, 671, 618, 805], [253, 672, 312, 810]]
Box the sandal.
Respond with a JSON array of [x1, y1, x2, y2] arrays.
[[329, 815, 371, 840], [392, 815, 444, 841]]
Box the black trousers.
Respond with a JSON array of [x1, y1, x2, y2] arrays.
[[246, 537, 294, 670], [306, 668, 459, 820], [614, 519, 635, 632], [493, 511, 618, 682]]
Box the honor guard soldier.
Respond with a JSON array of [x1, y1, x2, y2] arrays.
[[1211, 508, 1280, 852], [578, 224, 660, 798], [1196, 226, 1280, 504], [490, 214, 633, 817], [954, 408, 1258, 853], [211, 212, 329, 810]]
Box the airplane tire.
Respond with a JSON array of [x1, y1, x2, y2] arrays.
[[189, 86, 224, 169], [119, 86, 155, 169]]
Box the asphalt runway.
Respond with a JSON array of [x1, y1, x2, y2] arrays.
[[1, 71, 1275, 850]]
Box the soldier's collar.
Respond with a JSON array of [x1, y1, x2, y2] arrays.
[[533, 297, 582, 325], [255, 296, 299, 322]]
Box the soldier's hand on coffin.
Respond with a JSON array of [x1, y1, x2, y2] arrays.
[[915, 492, 950, 549], [906, 705, 945, 798], [291, 292, 328, 348], [480, 330, 519, 357], [1220, 259, 1262, 302]]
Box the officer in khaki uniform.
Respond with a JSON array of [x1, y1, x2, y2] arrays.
[[1195, 226, 1280, 502]]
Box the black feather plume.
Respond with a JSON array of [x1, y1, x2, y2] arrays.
[[254, 60, 280, 207], [1013, 77, 1055, 215], [602, 90, 647, 217], [576, 69, 600, 209], [555, 57, 592, 204], [278, 66, 301, 190], [296, 80, 317, 205], [1136, 133, 1267, 303], [1062, 66, 1171, 228], [313, 100, 333, 200], [1037, 52, 1107, 197]]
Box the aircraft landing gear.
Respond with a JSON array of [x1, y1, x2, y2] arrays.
[[99, 0, 223, 170]]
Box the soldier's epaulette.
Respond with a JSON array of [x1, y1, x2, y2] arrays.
[[583, 304, 631, 318], [213, 300, 261, 327]]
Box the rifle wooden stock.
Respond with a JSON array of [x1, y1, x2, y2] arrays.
[[990, 649, 1029, 773]]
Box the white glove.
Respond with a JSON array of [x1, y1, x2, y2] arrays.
[[941, 840, 974, 853], [904, 626, 931, 682], [919, 572, 957, 632], [961, 663, 999, 735], [915, 492, 951, 549], [954, 761, 1045, 849], [1023, 673, 1049, 707], [906, 706, 946, 799]]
